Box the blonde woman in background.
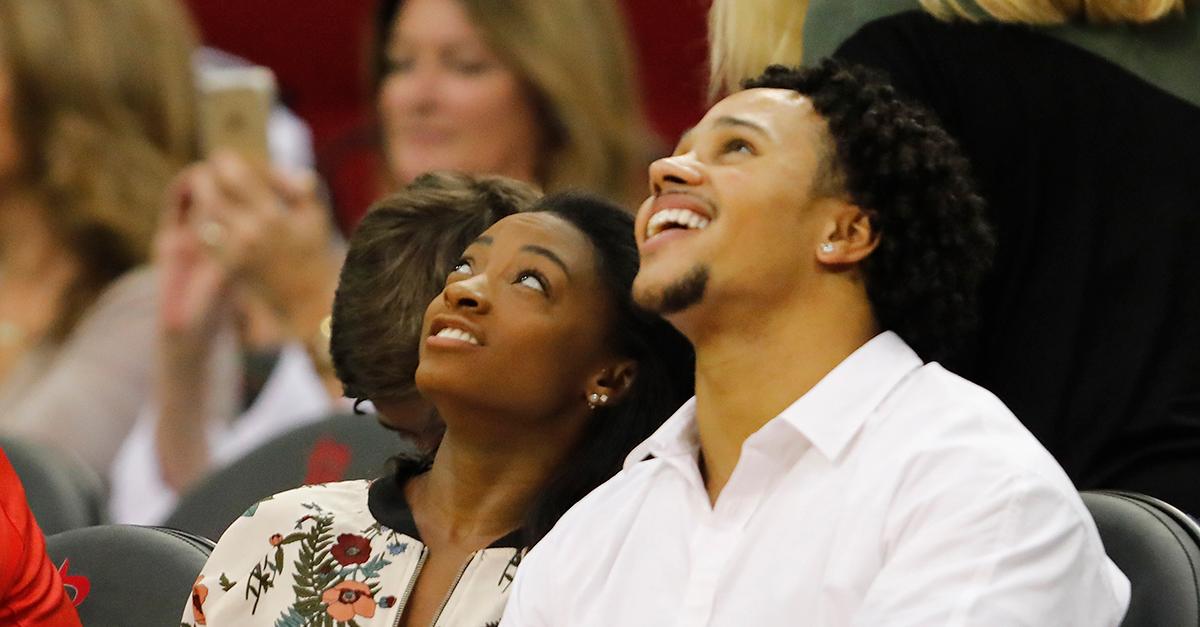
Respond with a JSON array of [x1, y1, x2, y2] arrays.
[[708, 0, 1200, 513], [374, 0, 653, 209], [0, 0, 198, 473]]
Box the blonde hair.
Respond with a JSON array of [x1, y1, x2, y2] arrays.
[[0, 0, 198, 337], [376, 0, 652, 208], [708, 0, 1191, 96], [708, 0, 809, 100], [919, 0, 1190, 23]]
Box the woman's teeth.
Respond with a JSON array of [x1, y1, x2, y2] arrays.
[[435, 327, 480, 345], [646, 208, 711, 239]]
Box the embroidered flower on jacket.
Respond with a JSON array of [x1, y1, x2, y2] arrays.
[[387, 542, 408, 555], [269, 533, 284, 546], [321, 581, 377, 621], [331, 533, 372, 565], [191, 576, 209, 625]]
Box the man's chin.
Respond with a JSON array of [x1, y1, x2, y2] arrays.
[[633, 265, 710, 315]]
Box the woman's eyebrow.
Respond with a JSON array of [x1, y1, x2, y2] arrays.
[[471, 235, 493, 246], [520, 244, 571, 280]]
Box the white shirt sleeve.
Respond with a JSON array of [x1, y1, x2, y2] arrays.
[[852, 460, 1130, 627], [499, 530, 560, 626]]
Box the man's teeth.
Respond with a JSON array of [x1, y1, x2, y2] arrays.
[[435, 327, 480, 345], [646, 208, 711, 238]]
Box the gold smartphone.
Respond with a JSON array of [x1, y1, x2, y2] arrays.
[[198, 65, 276, 164]]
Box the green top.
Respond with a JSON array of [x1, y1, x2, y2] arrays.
[[802, 0, 1200, 108]]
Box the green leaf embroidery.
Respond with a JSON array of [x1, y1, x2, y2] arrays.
[[272, 605, 305, 627], [352, 553, 391, 580], [242, 503, 398, 624]]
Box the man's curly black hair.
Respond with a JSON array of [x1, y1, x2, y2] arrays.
[[743, 59, 995, 365]]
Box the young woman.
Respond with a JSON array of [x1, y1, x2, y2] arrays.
[[330, 171, 545, 453], [182, 191, 694, 626]]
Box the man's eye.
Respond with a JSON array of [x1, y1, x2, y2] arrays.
[[516, 271, 547, 293], [451, 260, 472, 276]]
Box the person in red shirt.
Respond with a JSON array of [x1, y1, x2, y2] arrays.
[[0, 449, 81, 627]]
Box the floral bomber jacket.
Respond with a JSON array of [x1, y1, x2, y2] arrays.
[[182, 479, 525, 627]]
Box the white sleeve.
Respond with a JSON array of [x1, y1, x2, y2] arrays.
[[499, 531, 562, 627], [106, 406, 181, 525], [852, 461, 1130, 627]]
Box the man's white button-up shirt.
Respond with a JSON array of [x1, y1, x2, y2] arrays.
[[502, 332, 1130, 626]]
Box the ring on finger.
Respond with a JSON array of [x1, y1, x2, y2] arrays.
[[198, 220, 225, 249]]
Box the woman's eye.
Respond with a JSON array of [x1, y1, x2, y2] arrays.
[[384, 57, 414, 74], [449, 59, 490, 75], [516, 271, 547, 293], [450, 260, 472, 276], [722, 138, 754, 155]]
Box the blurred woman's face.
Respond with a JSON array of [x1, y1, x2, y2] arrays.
[[379, 0, 543, 188]]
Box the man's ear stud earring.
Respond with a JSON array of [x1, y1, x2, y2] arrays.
[[820, 242, 835, 254]]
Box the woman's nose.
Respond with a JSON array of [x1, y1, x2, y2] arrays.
[[382, 60, 441, 114], [443, 274, 491, 313]]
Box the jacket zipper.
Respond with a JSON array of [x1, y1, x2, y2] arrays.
[[392, 547, 429, 627], [429, 552, 475, 626]]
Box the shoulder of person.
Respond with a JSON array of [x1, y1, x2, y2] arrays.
[[203, 480, 376, 551], [66, 266, 159, 343], [872, 362, 1080, 496], [187, 478, 416, 626], [524, 455, 671, 561], [228, 479, 374, 529], [90, 266, 158, 312]]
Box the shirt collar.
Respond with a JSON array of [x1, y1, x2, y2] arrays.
[[769, 331, 922, 462], [624, 332, 923, 469], [624, 397, 700, 468]]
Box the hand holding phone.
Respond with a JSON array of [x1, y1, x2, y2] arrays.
[[198, 66, 276, 165]]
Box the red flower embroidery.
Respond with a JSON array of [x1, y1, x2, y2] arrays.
[[269, 533, 283, 546], [321, 580, 377, 621], [331, 534, 371, 566], [191, 576, 209, 625]]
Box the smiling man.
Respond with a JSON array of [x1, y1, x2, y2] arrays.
[[500, 60, 1129, 626]]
